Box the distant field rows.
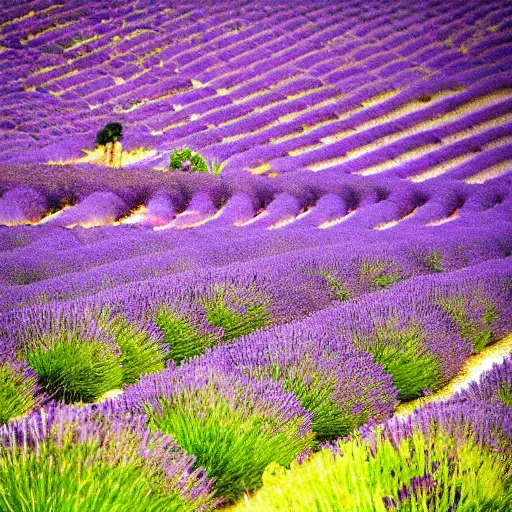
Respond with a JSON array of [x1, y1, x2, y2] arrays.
[[0, 0, 510, 184]]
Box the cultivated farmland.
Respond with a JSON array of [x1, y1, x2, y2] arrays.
[[0, 0, 511, 510]]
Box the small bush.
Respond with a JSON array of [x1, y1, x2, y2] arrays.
[[220, 335, 397, 442], [308, 268, 351, 301], [108, 316, 165, 385], [359, 259, 402, 290], [95, 122, 123, 147], [169, 148, 225, 174], [26, 331, 123, 404], [424, 250, 443, 272], [203, 287, 271, 341], [155, 287, 271, 363], [140, 369, 314, 503]]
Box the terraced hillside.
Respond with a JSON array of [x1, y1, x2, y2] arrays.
[[0, 0, 511, 180], [0, 0, 511, 510]]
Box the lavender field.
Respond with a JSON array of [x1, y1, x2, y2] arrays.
[[0, 0, 511, 510]]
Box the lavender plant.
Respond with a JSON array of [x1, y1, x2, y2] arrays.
[[0, 404, 217, 511], [169, 148, 210, 173], [0, 359, 40, 425], [202, 285, 271, 341], [26, 328, 123, 404], [206, 329, 397, 441], [456, 354, 512, 408], [121, 366, 314, 502], [154, 304, 220, 364], [155, 285, 271, 363]]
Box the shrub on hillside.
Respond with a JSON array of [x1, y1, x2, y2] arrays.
[[169, 148, 226, 174]]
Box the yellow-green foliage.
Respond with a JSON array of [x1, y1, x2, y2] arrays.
[[234, 429, 511, 512]]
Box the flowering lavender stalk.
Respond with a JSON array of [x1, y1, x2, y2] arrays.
[[456, 354, 512, 407]]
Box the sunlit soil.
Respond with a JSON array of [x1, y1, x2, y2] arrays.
[[47, 147, 157, 166]]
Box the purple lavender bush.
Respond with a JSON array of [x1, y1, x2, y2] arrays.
[[0, 403, 217, 511], [18, 310, 166, 403], [119, 363, 314, 502], [197, 325, 398, 442]]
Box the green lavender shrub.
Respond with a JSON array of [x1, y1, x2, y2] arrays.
[[203, 286, 271, 341], [424, 250, 443, 273], [0, 410, 215, 512], [359, 259, 402, 290], [169, 148, 226, 174], [145, 373, 314, 503], [26, 331, 123, 404], [107, 316, 165, 384], [351, 319, 442, 401], [233, 429, 511, 512], [155, 287, 271, 363]]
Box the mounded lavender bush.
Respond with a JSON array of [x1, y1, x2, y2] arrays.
[[25, 326, 123, 404], [456, 355, 512, 407], [196, 326, 398, 442], [119, 364, 314, 502], [0, 403, 217, 511], [19, 310, 167, 403], [348, 315, 445, 400], [106, 314, 165, 385]]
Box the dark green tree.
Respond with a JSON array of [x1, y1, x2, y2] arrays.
[[95, 122, 123, 147]]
